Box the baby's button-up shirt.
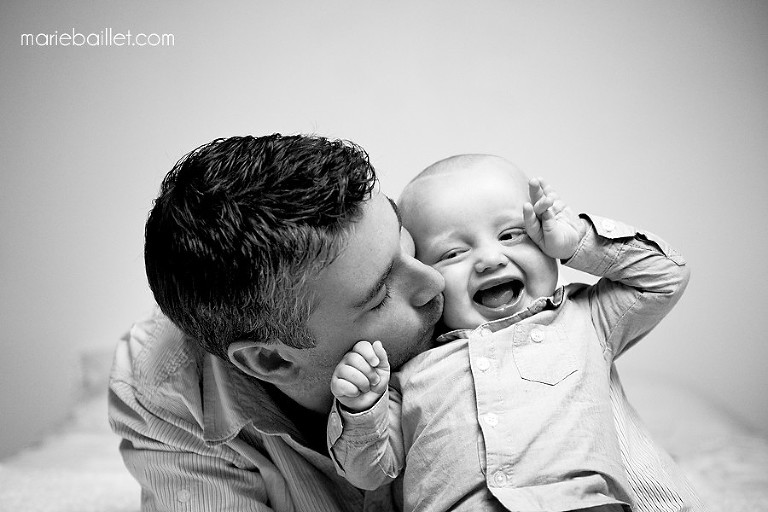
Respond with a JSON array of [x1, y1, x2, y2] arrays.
[[328, 214, 703, 512]]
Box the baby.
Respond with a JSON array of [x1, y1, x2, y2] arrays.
[[326, 155, 703, 512]]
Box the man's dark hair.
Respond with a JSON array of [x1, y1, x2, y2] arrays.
[[144, 134, 377, 359]]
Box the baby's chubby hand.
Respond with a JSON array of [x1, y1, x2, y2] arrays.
[[330, 340, 390, 412], [522, 178, 586, 260]]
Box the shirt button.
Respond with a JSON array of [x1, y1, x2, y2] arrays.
[[530, 329, 545, 343], [484, 413, 498, 427], [492, 470, 507, 486], [177, 489, 191, 502], [476, 357, 491, 371], [602, 219, 616, 232]]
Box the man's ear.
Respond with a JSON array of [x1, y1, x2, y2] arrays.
[[227, 340, 300, 385]]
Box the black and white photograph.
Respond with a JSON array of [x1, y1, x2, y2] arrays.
[[1, 1, 767, 511]]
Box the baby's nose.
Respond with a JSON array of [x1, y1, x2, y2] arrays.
[[474, 249, 507, 273]]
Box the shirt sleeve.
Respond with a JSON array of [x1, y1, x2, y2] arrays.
[[564, 214, 690, 359], [109, 378, 282, 512], [326, 387, 406, 491]]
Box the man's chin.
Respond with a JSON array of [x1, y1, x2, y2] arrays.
[[382, 326, 429, 372], [388, 328, 430, 371], [387, 294, 443, 371], [424, 293, 444, 325], [421, 295, 444, 342]]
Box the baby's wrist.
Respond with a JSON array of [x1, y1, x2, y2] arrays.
[[576, 217, 590, 238], [338, 403, 366, 413], [562, 218, 590, 261], [337, 389, 385, 414], [558, 217, 591, 262], [337, 397, 368, 413]]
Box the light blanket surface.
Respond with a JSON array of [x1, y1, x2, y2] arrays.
[[1, 366, 766, 512]]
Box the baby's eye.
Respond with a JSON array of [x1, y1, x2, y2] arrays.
[[499, 228, 526, 243], [438, 249, 463, 262]]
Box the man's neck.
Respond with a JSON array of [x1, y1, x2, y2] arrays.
[[264, 383, 331, 455]]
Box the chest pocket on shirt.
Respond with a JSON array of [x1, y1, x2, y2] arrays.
[[512, 326, 578, 385]]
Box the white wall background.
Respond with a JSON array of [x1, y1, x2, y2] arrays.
[[1, 0, 766, 458]]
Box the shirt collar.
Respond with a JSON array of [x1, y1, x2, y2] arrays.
[[201, 351, 305, 446], [437, 286, 565, 343]]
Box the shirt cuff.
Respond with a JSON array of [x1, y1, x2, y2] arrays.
[[327, 389, 390, 447], [565, 213, 686, 276]]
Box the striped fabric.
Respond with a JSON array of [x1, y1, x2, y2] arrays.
[[109, 310, 394, 511], [110, 306, 705, 511], [611, 370, 706, 512]]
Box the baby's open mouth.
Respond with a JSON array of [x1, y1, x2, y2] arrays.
[[473, 279, 524, 309]]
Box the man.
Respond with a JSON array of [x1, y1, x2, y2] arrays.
[[109, 134, 445, 511]]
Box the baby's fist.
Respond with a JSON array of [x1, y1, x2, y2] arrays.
[[330, 340, 390, 412]]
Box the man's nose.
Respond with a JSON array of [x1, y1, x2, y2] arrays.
[[409, 259, 445, 307], [474, 246, 507, 274]]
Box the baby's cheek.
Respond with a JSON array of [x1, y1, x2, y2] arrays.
[[440, 286, 472, 331], [435, 266, 472, 329], [442, 300, 485, 331], [443, 314, 463, 332]]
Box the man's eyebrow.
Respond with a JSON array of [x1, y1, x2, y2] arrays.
[[352, 261, 394, 309]]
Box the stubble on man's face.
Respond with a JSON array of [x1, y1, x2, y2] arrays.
[[290, 193, 445, 404], [386, 293, 443, 370]]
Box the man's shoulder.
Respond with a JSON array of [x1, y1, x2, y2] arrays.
[[109, 306, 204, 419], [107, 308, 271, 453]]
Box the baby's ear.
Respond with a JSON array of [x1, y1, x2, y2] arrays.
[[227, 340, 299, 384]]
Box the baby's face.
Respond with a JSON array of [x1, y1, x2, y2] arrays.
[[402, 161, 558, 331]]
